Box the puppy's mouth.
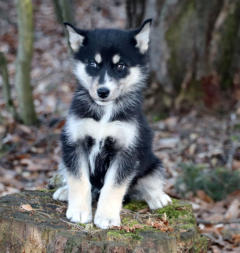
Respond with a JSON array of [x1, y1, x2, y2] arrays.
[[95, 99, 114, 106]]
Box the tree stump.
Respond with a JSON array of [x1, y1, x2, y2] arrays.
[[0, 190, 208, 252]]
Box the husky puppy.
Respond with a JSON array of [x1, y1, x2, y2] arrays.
[[53, 19, 171, 229]]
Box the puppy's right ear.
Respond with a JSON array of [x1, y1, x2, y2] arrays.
[[64, 23, 86, 52]]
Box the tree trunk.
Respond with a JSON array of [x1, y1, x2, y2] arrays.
[[15, 0, 37, 125], [52, 0, 75, 25], [0, 52, 17, 119], [0, 190, 208, 252], [126, 0, 240, 112], [126, 0, 146, 28]]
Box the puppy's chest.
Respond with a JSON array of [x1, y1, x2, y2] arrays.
[[67, 116, 138, 149], [83, 121, 120, 155], [66, 113, 138, 188]]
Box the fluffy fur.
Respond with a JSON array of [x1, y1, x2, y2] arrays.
[[53, 19, 171, 229]]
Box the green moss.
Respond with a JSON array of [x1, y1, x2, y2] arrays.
[[123, 201, 148, 211], [177, 223, 196, 231], [123, 199, 196, 241], [124, 199, 196, 229], [77, 222, 86, 228], [192, 235, 209, 253], [155, 199, 194, 222], [122, 217, 139, 226], [38, 188, 54, 193]]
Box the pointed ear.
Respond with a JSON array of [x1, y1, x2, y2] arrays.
[[64, 22, 86, 52], [134, 19, 152, 54]]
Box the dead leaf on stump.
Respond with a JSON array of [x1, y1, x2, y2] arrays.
[[20, 204, 34, 212]]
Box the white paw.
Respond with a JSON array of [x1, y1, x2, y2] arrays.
[[53, 186, 68, 201], [66, 206, 92, 224], [94, 213, 120, 229], [147, 192, 172, 210]]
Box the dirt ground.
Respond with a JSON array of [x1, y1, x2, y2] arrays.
[[0, 1, 240, 252]]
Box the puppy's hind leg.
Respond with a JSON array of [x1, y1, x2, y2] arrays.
[[52, 162, 68, 201], [53, 185, 68, 201], [132, 164, 172, 210]]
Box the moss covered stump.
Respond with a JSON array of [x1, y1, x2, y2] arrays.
[[0, 190, 208, 252]]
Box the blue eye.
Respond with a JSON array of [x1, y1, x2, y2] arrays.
[[116, 63, 126, 71]]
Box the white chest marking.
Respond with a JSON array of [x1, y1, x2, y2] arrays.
[[89, 105, 113, 174], [66, 105, 138, 173]]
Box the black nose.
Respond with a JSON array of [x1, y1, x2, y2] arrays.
[[97, 87, 110, 99]]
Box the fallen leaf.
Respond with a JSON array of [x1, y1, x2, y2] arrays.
[[196, 190, 214, 203], [21, 204, 33, 212], [225, 199, 240, 220], [232, 234, 240, 246]]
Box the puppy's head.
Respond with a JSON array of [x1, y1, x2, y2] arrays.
[[65, 20, 152, 105]]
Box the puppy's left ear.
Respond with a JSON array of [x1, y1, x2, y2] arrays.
[[134, 19, 152, 54]]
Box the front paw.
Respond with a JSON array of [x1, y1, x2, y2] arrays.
[[66, 207, 92, 224], [94, 213, 120, 229]]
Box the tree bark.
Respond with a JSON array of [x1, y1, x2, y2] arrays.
[[52, 0, 75, 25], [126, 0, 240, 111], [0, 190, 208, 252], [0, 52, 17, 119], [126, 0, 146, 28], [15, 0, 37, 125]]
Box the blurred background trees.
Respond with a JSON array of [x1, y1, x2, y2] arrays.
[[0, 1, 240, 251], [127, 0, 240, 113], [52, 0, 75, 25], [0, 0, 37, 125], [1, 0, 240, 125], [0, 52, 16, 118], [15, 0, 37, 125]]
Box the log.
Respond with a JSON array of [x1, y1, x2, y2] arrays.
[[0, 190, 208, 252]]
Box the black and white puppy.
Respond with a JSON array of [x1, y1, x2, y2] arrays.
[[53, 19, 171, 229]]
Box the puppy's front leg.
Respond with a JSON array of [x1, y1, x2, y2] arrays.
[[66, 157, 92, 224], [94, 161, 131, 229]]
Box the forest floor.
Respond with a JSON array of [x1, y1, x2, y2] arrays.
[[0, 1, 240, 252]]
